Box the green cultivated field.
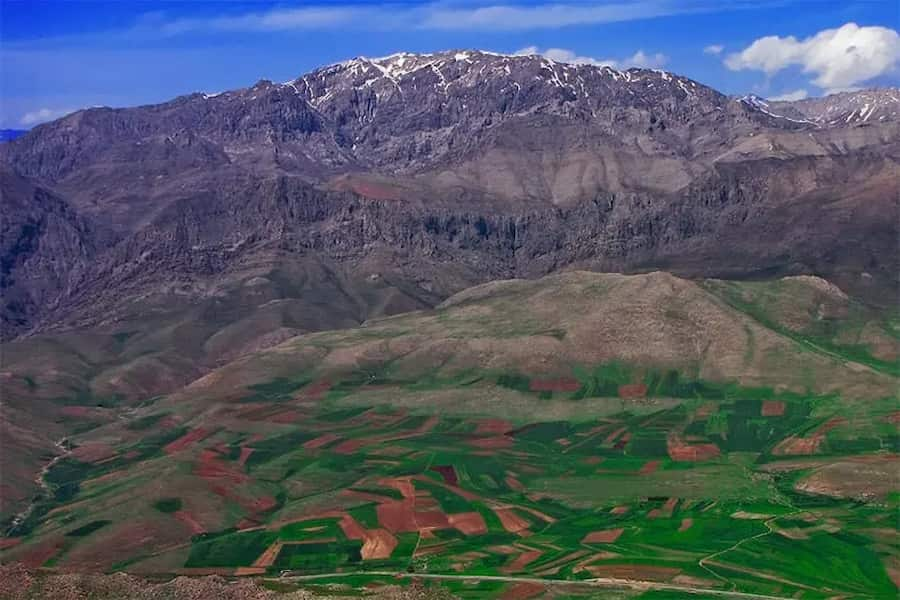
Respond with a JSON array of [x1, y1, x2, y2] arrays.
[[2, 364, 897, 599], [2, 273, 898, 599]]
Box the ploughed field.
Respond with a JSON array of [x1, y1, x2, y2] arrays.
[[2, 365, 898, 598], [2, 272, 898, 598]]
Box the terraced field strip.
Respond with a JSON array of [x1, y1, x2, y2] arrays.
[[501, 548, 543, 574], [494, 508, 531, 535], [253, 542, 284, 568]]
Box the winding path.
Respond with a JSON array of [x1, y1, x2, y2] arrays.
[[6, 437, 70, 535]]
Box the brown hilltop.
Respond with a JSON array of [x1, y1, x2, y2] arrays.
[[170, 271, 893, 409]]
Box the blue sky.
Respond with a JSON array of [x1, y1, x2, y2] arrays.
[[2, 0, 898, 128]]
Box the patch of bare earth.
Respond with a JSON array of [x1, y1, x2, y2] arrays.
[[448, 512, 488, 535], [500, 581, 546, 600], [761, 400, 785, 416], [603, 426, 628, 445], [772, 417, 848, 456], [494, 508, 531, 535], [502, 549, 543, 574], [303, 433, 341, 450], [638, 460, 660, 475], [667, 435, 720, 461], [0, 538, 22, 550], [360, 529, 398, 560], [333, 439, 366, 454], [583, 564, 681, 581], [618, 383, 647, 398], [164, 428, 213, 454], [70, 442, 117, 463], [252, 541, 283, 568], [505, 475, 524, 490], [582, 528, 624, 544], [236, 446, 254, 467], [475, 419, 513, 434], [795, 455, 899, 500]]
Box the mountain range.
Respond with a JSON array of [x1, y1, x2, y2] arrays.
[[2, 50, 898, 346]]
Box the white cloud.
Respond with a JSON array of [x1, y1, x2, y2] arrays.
[[138, 2, 720, 36], [703, 44, 724, 55], [20, 107, 74, 126], [514, 46, 614, 66], [725, 22, 900, 94], [768, 89, 809, 101], [420, 2, 688, 31], [159, 7, 366, 35], [515, 46, 668, 69], [623, 50, 669, 69]]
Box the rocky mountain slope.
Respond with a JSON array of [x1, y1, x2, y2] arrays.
[[1, 50, 898, 342], [766, 88, 900, 125]]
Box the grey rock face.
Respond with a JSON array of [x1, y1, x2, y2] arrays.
[[0, 169, 105, 337], [766, 89, 900, 125]]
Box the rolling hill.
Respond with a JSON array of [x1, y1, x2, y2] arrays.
[[1, 271, 897, 597]]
